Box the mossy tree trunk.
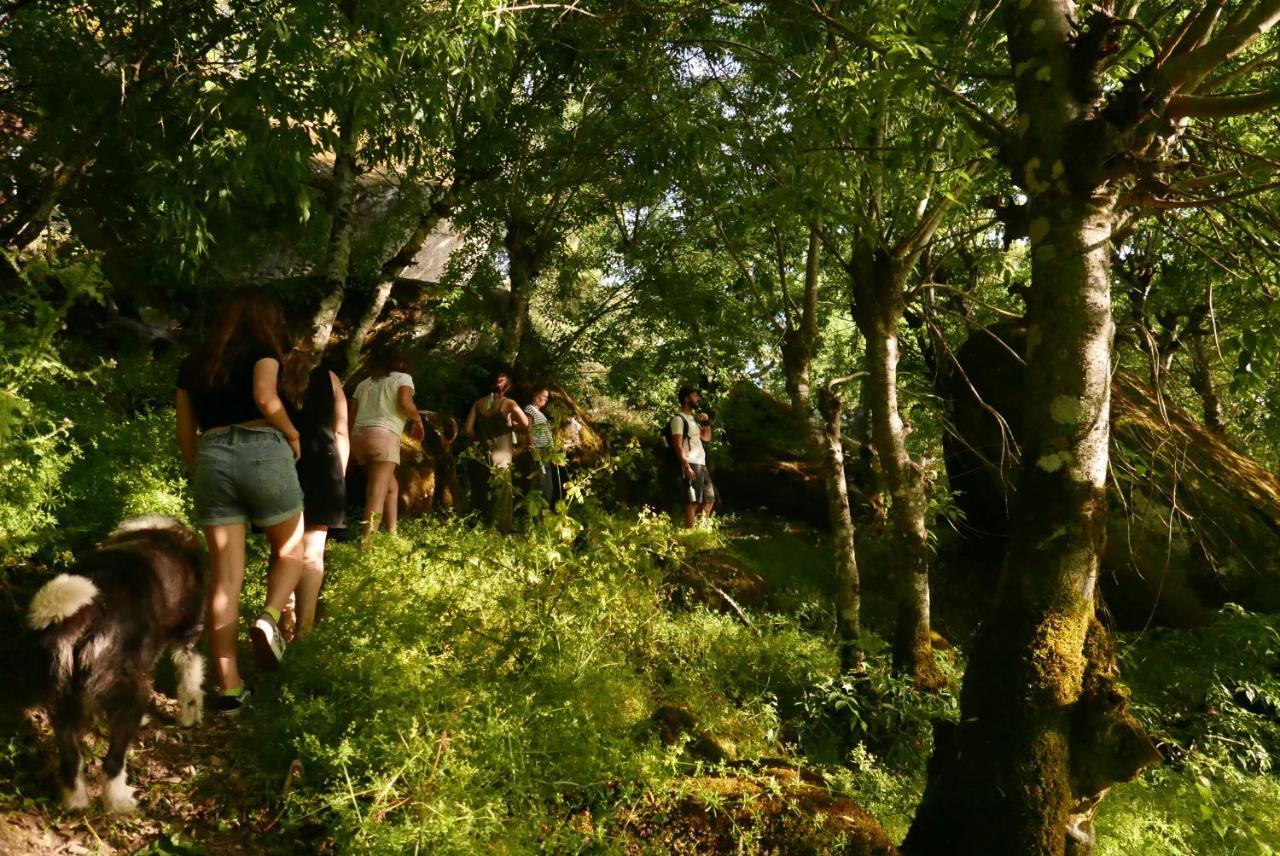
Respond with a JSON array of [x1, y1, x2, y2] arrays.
[[908, 3, 1126, 851], [501, 214, 554, 369], [781, 223, 821, 416], [1188, 334, 1225, 434], [779, 222, 863, 669], [819, 380, 862, 672], [848, 245, 941, 687], [311, 99, 360, 353]]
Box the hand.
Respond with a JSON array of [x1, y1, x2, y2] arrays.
[[288, 435, 302, 461], [683, 463, 695, 482], [696, 412, 710, 424], [410, 420, 426, 442]]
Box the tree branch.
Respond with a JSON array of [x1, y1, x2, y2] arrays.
[[1167, 88, 1280, 117]]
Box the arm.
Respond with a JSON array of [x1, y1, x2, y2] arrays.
[[175, 389, 199, 477], [398, 383, 425, 441], [505, 398, 531, 430], [699, 414, 712, 443], [330, 371, 350, 472], [670, 419, 694, 481], [253, 357, 301, 460]]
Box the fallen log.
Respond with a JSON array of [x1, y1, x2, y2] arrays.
[[942, 321, 1280, 627]]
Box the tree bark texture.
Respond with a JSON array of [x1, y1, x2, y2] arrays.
[[848, 248, 939, 687], [819, 382, 862, 672], [907, 2, 1146, 851], [311, 104, 360, 353], [501, 216, 552, 369], [781, 224, 821, 415], [343, 190, 457, 378], [1188, 335, 1225, 434]]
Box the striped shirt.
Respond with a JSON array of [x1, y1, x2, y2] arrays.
[[524, 404, 552, 449]]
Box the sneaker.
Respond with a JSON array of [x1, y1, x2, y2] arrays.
[[210, 687, 252, 715], [250, 613, 286, 672]]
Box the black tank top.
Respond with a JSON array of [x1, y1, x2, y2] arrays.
[[287, 367, 336, 457], [476, 399, 510, 444]]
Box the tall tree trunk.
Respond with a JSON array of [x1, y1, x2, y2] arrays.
[[311, 102, 359, 353], [819, 380, 862, 672], [780, 222, 862, 669], [1188, 335, 1225, 434], [849, 249, 940, 687], [782, 223, 821, 415], [907, 195, 1121, 856], [343, 191, 457, 377], [907, 3, 1158, 850], [501, 216, 550, 369]]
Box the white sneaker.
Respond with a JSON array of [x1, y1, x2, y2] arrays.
[[250, 613, 285, 671]]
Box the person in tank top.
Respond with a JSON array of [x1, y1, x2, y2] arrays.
[[464, 370, 530, 533], [278, 340, 349, 637]]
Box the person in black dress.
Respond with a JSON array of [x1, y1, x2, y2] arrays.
[[280, 341, 350, 637]]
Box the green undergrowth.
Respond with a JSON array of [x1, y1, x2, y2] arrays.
[[234, 511, 939, 853], [1097, 606, 1280, 855]]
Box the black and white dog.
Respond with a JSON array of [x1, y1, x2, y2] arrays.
[[27, 515, 206, 813]]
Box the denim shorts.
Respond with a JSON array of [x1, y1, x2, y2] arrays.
[[192, 425, 304, 528]]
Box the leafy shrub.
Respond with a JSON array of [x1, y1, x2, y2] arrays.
[[0, 257, 100, 561], [1097, 606, 1280, 854]]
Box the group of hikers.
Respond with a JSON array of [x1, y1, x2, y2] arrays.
[[173, 289, 717, 713], [174, 290, 574, 712]]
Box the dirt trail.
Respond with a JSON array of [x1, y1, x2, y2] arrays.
[[0, 690, 291, 855]]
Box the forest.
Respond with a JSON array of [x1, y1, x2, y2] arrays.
[[3, 0, 1280, 854]]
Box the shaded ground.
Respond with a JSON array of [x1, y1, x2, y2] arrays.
[[0, 683, 306, 856]]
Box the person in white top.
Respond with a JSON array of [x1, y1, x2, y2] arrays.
[[669, 385, 715, 528], [349, 352, 424, 537]]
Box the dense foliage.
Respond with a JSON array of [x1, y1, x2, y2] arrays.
[[8, 0, 1280, 853]]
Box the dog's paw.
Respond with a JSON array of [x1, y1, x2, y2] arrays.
[[178, 695, 204, 727], [61, 778, 90, 811], [102, 773, 137, 814]]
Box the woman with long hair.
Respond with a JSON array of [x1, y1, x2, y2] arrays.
[[349, 351, 424, 537], [175, 289, 304, 712], [279, 339, 349, 636], [464, 370, 530, 533]]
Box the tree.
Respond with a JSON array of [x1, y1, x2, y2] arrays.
[[903, 3, 1280, 852]]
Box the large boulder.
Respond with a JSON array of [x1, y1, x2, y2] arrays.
[[942, 322, 1280, 627]]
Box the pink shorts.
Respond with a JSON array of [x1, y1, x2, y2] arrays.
[[353, 426, 402, 465]]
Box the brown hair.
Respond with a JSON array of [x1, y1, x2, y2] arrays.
[[369, 349, 410, 380], [281, 340, 318, 409], [194, 289, 288, 387]]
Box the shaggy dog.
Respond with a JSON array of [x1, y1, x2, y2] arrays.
[[27, 515, 206, 813]]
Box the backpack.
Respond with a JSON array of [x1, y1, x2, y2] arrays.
[[660, 412, 694, 465]]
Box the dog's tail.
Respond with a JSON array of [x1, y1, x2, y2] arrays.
[[28, 574, 99, 631], [28, 574, 99, 690]]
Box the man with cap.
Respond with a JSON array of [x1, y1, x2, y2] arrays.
[[669, 385, 716, 528]]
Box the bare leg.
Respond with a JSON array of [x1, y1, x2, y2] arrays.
[[262, 513, 305, 617], [364, 460, 397, 536], [385, 475, 399, 533], [205, 523, 247, 693], [295, 527, 328, 636], [683, 502, 697, 529], [700, 500, 715, 521]]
